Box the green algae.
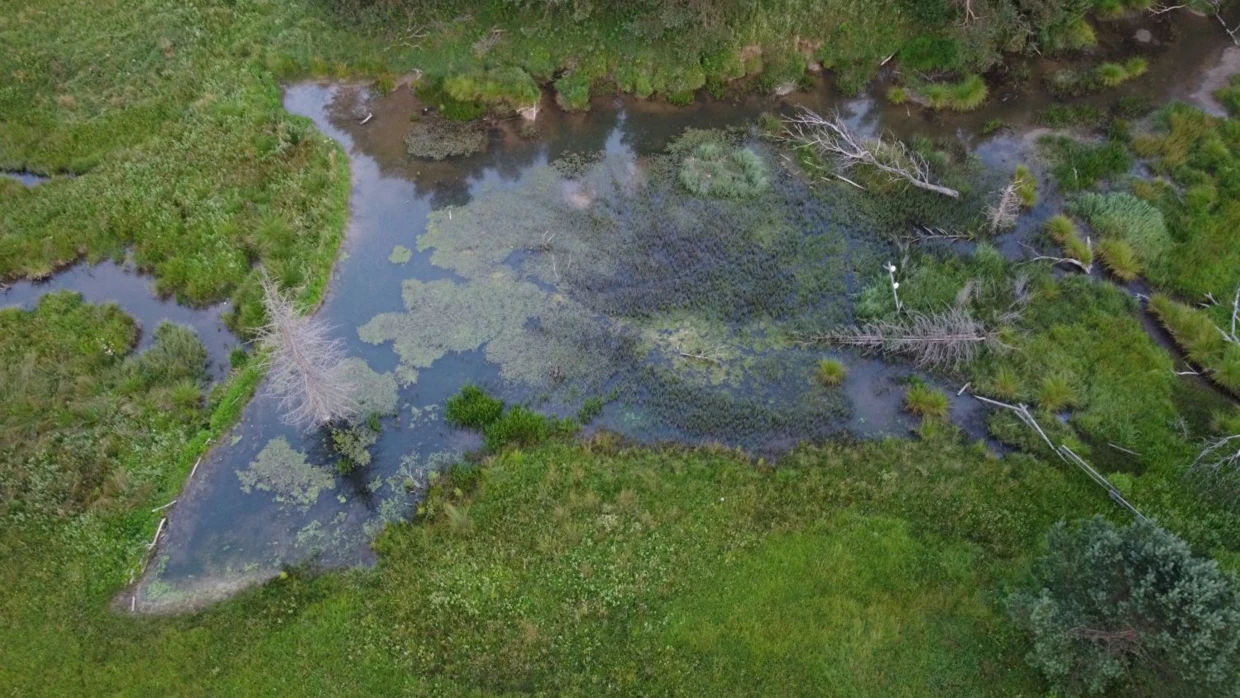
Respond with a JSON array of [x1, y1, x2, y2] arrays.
[[237, 438, 336, 509], [388, 245, 412, 264], [337, 357, 399, 416]]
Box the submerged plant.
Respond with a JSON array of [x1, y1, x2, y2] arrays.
[[404, 119, 487, 160], [237, 437, 336, 509]]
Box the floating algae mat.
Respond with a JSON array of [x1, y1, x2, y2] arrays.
[[136, 83, 1003, 609]]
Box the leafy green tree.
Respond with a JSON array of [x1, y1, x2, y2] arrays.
[[1010, 517, 1240, 697]]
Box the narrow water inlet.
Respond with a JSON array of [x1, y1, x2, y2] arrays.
[[2, 260, 239, 380]]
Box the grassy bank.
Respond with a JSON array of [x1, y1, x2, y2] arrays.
[[6, 421, 1103, 695]]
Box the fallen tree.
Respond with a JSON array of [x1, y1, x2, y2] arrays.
[[781, 108, 961, 199]]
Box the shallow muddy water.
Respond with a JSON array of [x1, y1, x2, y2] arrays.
[[131, 10, 1238, 610]]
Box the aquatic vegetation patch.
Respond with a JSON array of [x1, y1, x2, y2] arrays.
[[445, 385, 504, 428], [336, 357, 399, 416], [403, 119, 487, 160], [1039, 135, 1132, 192], [237, 437, 336, 509], [388, 245, 412, 264]]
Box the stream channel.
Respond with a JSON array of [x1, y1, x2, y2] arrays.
[[87, 10, 1233, 610]]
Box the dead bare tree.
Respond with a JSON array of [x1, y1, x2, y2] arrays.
[[1189, 434, 1240, 503], [986, 179, 1022, 233], [1022, 241, 1094, 274], [256, 278, 357, 432], [811, 307, 1002, 368], [781, 108, 961, 199]]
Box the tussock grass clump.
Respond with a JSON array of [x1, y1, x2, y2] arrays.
[[1096, 238, 1141, 281], [1072, 192, 1170, 274], [1045, 215, 1093, 268], [445, 385, 505, 428], [1149, 295, 1240, 393], [679, 143, 770, 198], [905, 382, 949, 419], [886, 85, 909, 105], [1096, 62, 1128, 88], [1013, 165, 1037, 207], [816, 358, 847, 386], [1037, 373, 1079, 412], [916, 75, 988, 112]]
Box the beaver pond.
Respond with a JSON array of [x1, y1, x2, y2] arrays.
[[38, 9, 1221, 609]]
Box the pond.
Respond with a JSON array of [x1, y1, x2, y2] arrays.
[[127, 9, 1235, 610]]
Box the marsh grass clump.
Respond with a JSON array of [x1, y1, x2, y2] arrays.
[[914, 75, 988, 111], [1039, 136, 1132, 191], [1072, 192, 1170, 274], [1149, 295, 1240, 392], [1096, 238, 1140, 281], [905, 381, 949, 419], [679, 143, 770, 198], [887, 86, 909, 105], [1096, 62, 1128, 88], [1045, 215, 1093, 268], [1013, 165, 1037, 207], [445, 385, 504, 428], [816, 358, 847, 386], [404, 119, 488, 160], [1037, 373, 1079, 412]]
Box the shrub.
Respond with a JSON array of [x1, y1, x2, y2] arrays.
[[1096, 238, 1140, 281], [445, 385, 504, 428], [905, 382, 949, 419], [1009, 517, 1240, 697], [816, 358, 847, 386], [679, 143, 770, 198]]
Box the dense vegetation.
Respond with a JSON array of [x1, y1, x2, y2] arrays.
[[6, 0, 1240, 695]]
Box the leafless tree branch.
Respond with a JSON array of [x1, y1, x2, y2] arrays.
[[256, 277, 357, 432], [811, 307, 1001, 368], [780, 108, 961, 199], [986, 179, 1022, 233]]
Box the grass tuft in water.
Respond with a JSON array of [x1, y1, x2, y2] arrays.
[[816, 358, 847, 386]]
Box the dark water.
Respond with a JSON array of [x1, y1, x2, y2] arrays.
[[128, 10, 1237, 609]]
